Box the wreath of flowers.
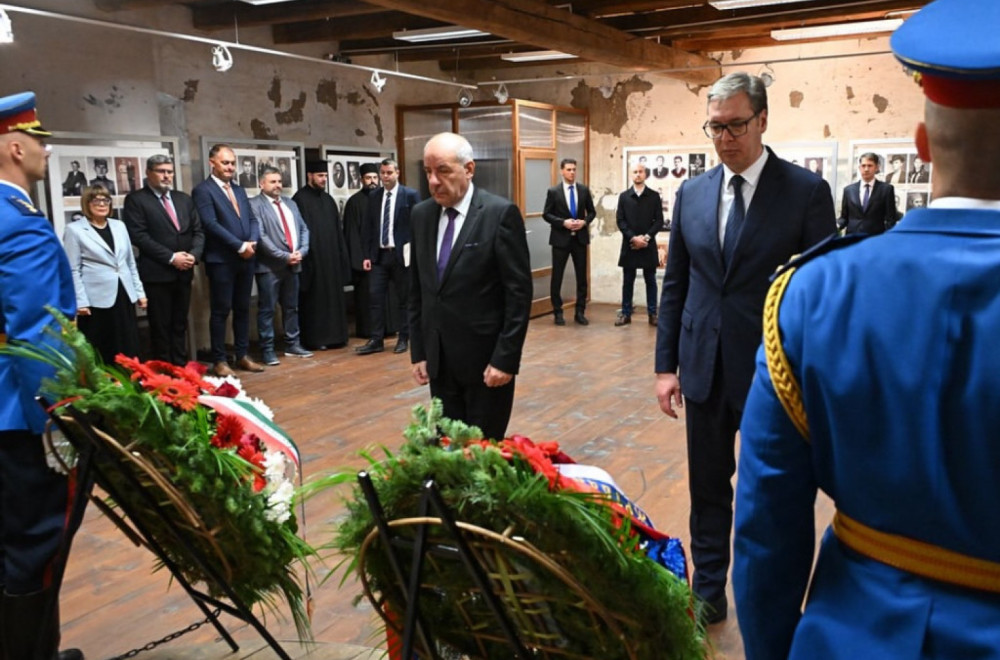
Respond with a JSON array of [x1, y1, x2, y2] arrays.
[[328, 401, 704, 660], [3, 311, 313, 637]]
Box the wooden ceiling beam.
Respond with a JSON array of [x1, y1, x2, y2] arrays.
[[192, 0, 384, 30], [272, 12, 441, 43], [94, 0, 188, 9], [360, 0, 720, 84]]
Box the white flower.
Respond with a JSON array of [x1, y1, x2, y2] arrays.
[[265, 480, 295, 524]]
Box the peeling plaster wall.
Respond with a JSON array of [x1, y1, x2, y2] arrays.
[[0, 5, 925, 316], [497, 39, 924, 306], [0, 2, 448, 351]]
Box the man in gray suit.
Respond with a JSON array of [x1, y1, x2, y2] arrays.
[[251, 166, 311, 366]]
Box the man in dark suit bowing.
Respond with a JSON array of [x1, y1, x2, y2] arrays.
[[357, 158, 420, 355], [409, 132, 532, 441], [123, 154, 204, 366], [543, 158, 596, 325], [192, 143, 264, 377], [654, 72, 836, 625], [839, 152, 897, 235]]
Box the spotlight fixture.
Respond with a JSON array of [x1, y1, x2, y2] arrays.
[[710, 0, 811, 9], [759, 64, 775, 87], [370, 70, 387, 94], [211, 44, 233, 72], [457, 89, 473, 107], [493, 83, 509, 104], [597, 77, 615, 99], [393, 26, 489, 43], [0, 9, 12, 44]]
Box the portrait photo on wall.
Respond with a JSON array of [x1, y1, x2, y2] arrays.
[[229, 148, 298, 195], [321, 148, 393, 215], [771, 141, 839, 195], [47, 143, 173, 241], [346, 161, 361, 190], [848, 139, 932, 221], [623, 146, 718, 231], [114, 156, 141, 194]]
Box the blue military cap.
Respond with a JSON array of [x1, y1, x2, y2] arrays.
[[0, 91, 51, 137], [892, 0, 1000, 108]]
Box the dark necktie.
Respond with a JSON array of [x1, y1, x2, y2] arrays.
[[381, 190, 392, 248], [722, 174, 745, 269], [161, 194, 180, 231], [273, 199, 294, 250], [568, 184, 577, 218], [437, 207, 458, 281], [862, 183, 870, 211]]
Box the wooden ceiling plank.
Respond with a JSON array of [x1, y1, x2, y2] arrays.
[[361, 0, 720, 84], [272, 12, 442, 43], [192, 0, 385, 30]]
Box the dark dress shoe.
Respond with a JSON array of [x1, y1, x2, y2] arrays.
[[614, 312, 631, 327], [212, 361, 235, 377], [393, 338, 409, 354], [697, 594, 728, 626], [553, 313, 566, 326], [649, 313, 658, 327], [574, 312, 589, 326], [236, 356, 266, 372], [355, 339, 384, 355]]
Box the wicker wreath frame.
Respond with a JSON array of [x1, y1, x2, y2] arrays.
[[358, 517, 640, 660]]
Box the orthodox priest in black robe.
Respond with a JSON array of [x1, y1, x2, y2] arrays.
[[343, 162, 381, 338], [293, 160, 351, 349]]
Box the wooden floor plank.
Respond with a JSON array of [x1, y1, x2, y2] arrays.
[[58, 303, 832, 659]]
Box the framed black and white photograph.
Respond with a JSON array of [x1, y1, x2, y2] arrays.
[[44, 133, 182, 242], [849, 139, 931, 221], [320, 145, 396, 214], [622, 146, 718, 230], [199, 137, 305, 197], [772, 141, 839, 195]]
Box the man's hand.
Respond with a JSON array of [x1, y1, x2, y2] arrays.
[[655, 372, 683, 418], [138, 298, 148, 310], [630, 235, 650, 250], [239, 241, 256, 259], [484, 365, 513, 388], [288, 250, 303, 265], [411, 360, 429, 385], [172, 252, 196, 270]]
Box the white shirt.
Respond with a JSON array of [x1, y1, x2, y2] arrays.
[[380, 184, 397, 248], [929, 197, 1000, 210], [437, 183, 475, 260], [718, 148, 769, 248]]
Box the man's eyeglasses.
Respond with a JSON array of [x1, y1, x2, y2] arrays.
[[703, 111, 761, 139], [90, 197, 112, 206]]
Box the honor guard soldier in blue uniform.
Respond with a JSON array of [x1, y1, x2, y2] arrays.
[[733, 2, 1000, 658], [0, 92, 83, 659]]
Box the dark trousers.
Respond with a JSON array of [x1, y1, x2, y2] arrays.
[[0, 430, 70, 593], [144, 279, 192, 366], [621, 266, 658, 316], [430, 361, 516, 442], [684, 353, 742, 603], [351, 269, 373, 338], [551, 242, 588, 314], [368, 249, 409, 342], [206, 260, 254, 363], [256, 269, 300, 352]]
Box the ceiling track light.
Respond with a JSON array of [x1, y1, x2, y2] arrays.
[[500, 50, 577, 63], [370, 70, 387, 93]]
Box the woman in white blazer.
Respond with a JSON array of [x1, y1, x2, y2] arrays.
[[63, 185, 147, 364]]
